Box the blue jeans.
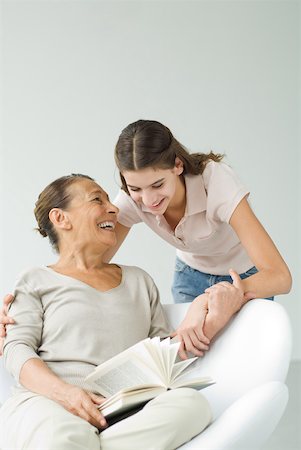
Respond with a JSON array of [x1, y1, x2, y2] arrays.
[[172, 257, 274, 303]]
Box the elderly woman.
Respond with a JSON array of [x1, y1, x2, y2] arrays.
[[0, 174, 211, 450]]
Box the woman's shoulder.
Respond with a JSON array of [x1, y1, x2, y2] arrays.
[[119, 264, 155, 285], [14, 266, 52, 288]]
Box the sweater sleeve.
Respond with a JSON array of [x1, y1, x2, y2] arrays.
[[148, 281, 172, 338], [3, 277, 43, 382]]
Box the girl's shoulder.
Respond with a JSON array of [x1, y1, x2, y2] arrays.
[[202, 160, 243, 189]]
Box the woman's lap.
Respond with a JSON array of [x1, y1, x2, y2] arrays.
[[0, 388, 211, 450], [172, 257, 274, 302], [0, 391, 100, 450]]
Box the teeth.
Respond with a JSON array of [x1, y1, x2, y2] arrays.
[[98, 221, 115, 229]]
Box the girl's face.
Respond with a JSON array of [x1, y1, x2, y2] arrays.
[[122, 160, 184, 215]]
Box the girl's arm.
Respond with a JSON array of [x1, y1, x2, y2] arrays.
[[0, 295, 15, 355], [19, 358, 107, 428], [229, 197, 292, 300], [102, 222, 131, 263]]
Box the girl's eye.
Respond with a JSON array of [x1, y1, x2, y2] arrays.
[[153, 183, 163, 189], [129, 188, 139, 192]]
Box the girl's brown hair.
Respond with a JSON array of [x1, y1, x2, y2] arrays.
[[34, 174, 94, 251], [114, 120, 223, 193]]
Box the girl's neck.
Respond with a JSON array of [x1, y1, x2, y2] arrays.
[[164, 175, 186, 230], [166, 174, 186, 213]]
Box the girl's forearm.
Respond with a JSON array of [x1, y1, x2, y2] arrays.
[[241, 267, 292, 301]]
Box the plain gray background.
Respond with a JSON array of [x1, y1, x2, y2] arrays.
[[1, 0, 300, 360]]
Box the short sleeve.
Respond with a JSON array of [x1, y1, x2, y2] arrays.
[[3, 277, 43, 382], [113, 189, 143, 227], [203, 161, 250, 223]]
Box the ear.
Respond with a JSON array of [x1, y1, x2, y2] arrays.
[[174, 157, 184, 175], [49, 208, 72, 231]]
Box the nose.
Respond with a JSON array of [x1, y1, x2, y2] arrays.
[[107, 201, 119, 215], [141, 190, 156, 207]]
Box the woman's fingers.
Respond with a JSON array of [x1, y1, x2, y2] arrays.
[[177, 339, 188, 360], [0, 295, 15, 334], [81, 397, 107, 428], [177, 329, 208, 358]]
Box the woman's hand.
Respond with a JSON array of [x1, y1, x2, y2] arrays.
[[204, 269, 254, 340], [0, 294, 15, 355], [53, 383, 108, 429], [172, 294, 210, 360]]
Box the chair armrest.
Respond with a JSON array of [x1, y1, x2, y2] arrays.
[[178, 381, 288, 450]]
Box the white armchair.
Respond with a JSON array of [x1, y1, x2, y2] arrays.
[[0, 299, 292, 450], [164, 299, 292, 450]]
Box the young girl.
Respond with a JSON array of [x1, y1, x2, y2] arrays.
[[104, 119, 291, 351]]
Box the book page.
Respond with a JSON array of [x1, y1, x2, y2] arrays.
[[159, 337, 180, 380], [100, 386, 165, 418], [170, 376, 214, 390], [170, 357, 198, 382], [143, 337, 167, 381], [86, 354, 163, 397]]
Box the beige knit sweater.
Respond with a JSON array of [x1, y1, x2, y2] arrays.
[[3, 265, 171, 392]]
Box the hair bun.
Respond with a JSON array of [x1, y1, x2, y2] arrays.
[[36, 227, 47, 238]]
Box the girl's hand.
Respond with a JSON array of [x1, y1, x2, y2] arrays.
[[171, 294, 210, 360], [0, 294, 15, 355], [204, 269, 254, 339], [54, 384, 108, 429]]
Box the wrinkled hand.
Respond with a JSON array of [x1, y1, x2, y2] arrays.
[[0, 294, 15, 355], [171, 295, 210, 360], [55, 384, 108, 429], [204, 269, 255, 339]]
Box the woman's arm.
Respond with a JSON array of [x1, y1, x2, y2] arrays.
[[3, 278, 107, 428], [172, 294, 210, 360], [229, 197, 292, 299], [19, 358, 107, 428], [174, 271, 246, 356], [102, 222, 131, 263]]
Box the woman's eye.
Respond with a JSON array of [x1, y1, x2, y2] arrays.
[[93, 197, 102, 203], [153, 183, 163, 189]]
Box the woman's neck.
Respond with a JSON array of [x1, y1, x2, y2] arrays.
[[52, 245, 107, 273]]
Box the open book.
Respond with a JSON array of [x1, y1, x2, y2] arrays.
[[85, 337, 214, 418]]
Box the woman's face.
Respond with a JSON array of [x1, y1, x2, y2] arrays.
[[122, 163, 184, 215], [62, 179, 119, 248]]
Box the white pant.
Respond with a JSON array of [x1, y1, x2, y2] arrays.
[[0, 388, 211, 450]]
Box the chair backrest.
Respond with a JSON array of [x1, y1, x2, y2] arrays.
[[163, 299, 292, 418]]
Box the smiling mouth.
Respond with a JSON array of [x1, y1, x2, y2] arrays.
[[149, 199, 165, 209], [97, 221, 115, 230]]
